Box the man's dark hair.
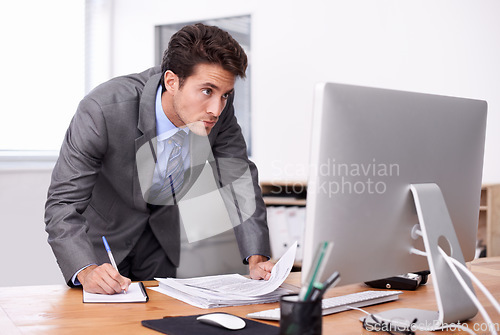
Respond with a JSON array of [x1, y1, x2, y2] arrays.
[[160, 23, 248, 90]]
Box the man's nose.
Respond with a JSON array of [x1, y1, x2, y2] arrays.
[[207, 98, 225, 117]]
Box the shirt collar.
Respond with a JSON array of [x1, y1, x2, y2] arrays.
[[155, 85, 189, 141]]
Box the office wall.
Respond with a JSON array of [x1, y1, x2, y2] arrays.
[[2, 0, 500, 286], [108, 0, 500, 184], [0, 165, 65, 286]]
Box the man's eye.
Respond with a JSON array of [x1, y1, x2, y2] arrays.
[[222, 93, 230, 99], [202, 88, 212, 95]]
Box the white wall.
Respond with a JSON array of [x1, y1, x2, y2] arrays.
[[2, 0, 500, 286], [108, 0, 500, 184], [0, 164, 65, 286]]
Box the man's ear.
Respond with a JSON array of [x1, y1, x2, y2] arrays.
[[164, 70, 178, 94]]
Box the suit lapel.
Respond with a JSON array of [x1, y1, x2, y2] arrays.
[[134, 72, 162, 210], [137, 72, 162, 141]]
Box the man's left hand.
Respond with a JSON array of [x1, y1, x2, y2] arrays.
[[248, 255, 274, 280]]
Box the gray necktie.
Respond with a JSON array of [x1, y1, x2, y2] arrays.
[[165, 130, 187, 196], [149, 130, 187, 204]]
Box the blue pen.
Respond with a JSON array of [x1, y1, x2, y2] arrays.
[[102, 236, 126, 293], [102, 236, 119, 270]]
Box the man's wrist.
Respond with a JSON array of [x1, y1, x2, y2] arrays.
[[247, 255, 269, 266], [75, 264, 97, 286]]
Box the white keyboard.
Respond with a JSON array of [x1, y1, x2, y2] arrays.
[[247, 290, 402, 321]]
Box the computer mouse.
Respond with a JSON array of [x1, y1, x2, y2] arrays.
[[196, 313, 246, 330]]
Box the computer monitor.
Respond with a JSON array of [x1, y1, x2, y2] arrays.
[[302, 82, 487, 329]]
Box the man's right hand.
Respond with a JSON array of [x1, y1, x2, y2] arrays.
[[77, 264, 131, 294]]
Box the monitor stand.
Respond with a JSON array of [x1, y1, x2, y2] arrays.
[[364, 183, 478, 331]]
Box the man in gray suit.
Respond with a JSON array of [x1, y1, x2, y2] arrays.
[[45, 23, 272, 294]]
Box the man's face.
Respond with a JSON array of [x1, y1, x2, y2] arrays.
[[163, 63, 236, 136]]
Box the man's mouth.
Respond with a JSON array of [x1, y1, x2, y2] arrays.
[[202, 120, 217, 128]]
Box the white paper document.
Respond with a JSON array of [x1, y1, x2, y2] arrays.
[[151, 241, 297, 308], [83, 282, 148, 303]]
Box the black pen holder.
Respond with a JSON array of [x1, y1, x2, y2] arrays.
[[279, 294, 322, 335]]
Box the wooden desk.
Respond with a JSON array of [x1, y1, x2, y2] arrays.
[[1, 257, 499, 334]]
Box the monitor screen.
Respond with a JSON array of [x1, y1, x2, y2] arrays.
[[302, 82, 487, 288]]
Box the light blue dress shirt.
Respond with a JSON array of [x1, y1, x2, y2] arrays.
[[152, 85, 190, 185]]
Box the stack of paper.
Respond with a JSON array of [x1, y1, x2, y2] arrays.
[[151, 242, 297, 309]]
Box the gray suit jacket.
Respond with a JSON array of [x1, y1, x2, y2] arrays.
[[45, 67, 270, 285]]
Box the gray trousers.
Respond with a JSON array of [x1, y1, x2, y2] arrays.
[[118, 223, 177, 281]]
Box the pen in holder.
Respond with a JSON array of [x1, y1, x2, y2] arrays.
[[279, 294, 322, 335]]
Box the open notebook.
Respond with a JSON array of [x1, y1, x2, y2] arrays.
[[83, 282, 149, 303]]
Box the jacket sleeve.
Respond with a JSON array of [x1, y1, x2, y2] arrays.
[[44, 96, 108, 285], [210, 96, 271, 263]]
